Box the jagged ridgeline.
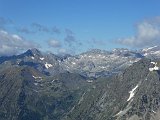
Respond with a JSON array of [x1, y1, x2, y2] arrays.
[[1, 47, 160, 120], [0, 48, 143, 78]]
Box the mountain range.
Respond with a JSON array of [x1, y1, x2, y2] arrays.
[[1, 46, 160, 120]]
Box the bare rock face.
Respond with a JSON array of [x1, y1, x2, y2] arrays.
[[63, 59, 160, 120], [0, 66, 88, 120]]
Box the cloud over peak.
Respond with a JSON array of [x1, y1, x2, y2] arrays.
[[0, 30, 38, 56], [48, 39, 61, 48], [116, 17, 160, 48]]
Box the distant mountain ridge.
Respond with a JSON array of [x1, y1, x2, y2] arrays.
[[1, 46, 160, 78], [0, 47, 149, 78]]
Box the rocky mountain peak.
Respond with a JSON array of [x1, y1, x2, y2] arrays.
[[24, 48, 42, 57]]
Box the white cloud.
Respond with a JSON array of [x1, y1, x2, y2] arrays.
[[0, 30, 37, 56], [57, 48, 75, 55], [31, 23, 61, 34], [48, 39, 61, 48], [116, 17, 160, 48], [58, 48, 67, 54]]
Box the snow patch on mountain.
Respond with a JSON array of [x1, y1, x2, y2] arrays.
[[141, 46, 160, 58], [31, 57, 35, 59], [45, 62, 53, 69], [32, 75, 42, 79], [149, 62, 159, 71], [142, 46, 158, 52], [87, 80, 93, 83], [127, 84, 139, 101], [78, 92, 86, 105], [34, 83, 38, 86], [40, 57, 44, 60], [115, 105, 132, 117]]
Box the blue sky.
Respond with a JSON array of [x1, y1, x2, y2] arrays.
[[0, 0, 160, 55]]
